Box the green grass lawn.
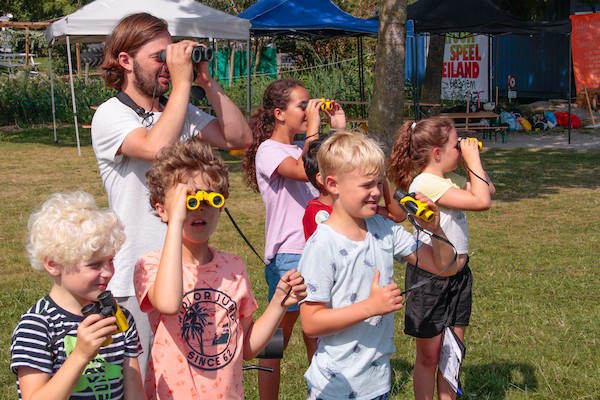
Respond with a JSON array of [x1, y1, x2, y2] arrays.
[[1, 127, 599, 399]]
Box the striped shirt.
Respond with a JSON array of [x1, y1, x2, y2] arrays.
[[10, 296, 141, 400]]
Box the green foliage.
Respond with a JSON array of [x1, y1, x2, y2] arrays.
[[0, 73, 114, 126], [1, 56, 377, 126], [0, 0, 93, 21]]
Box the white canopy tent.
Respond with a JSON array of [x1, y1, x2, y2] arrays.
[[45, 0, 252, 155]]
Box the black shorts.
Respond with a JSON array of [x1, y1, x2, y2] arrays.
[[403, 259, 473, 338]]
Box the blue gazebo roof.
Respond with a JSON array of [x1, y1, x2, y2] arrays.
[[238, 0, 378, 37]]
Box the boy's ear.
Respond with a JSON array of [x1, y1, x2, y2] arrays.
[[117, 51, 133, 73], [324, 174, 339, 196], [155, 202, 169, 223], [316, 172, 327, 193], [43, 259, 63, 277]]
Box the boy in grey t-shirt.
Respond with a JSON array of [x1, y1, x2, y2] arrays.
[[298, 132, 455, 400]]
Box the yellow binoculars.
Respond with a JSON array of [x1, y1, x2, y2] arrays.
[[457, 137, 482, 150], [186, 191, 225, 210], [319, 98, 333, 111], [393, 189, 435, 223]]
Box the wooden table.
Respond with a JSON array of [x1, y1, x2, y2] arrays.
[[439, 111, 507, 143]]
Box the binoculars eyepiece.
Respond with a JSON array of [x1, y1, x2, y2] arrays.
[[81, 290, 129, 347], [186, 191, 225, 210], [158, 46, 213, 64]]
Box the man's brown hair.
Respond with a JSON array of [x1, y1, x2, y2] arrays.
[[101, 12, 168, 90]]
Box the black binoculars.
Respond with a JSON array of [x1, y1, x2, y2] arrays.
[[81, 290, 129, 346], [158, 46, 213, 64]]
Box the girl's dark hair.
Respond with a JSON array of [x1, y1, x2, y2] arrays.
[[302, 139, 323, 193], [242, 78, 305, 192], [389, 117, 455, 191]]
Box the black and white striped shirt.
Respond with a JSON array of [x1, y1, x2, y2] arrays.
[[10, 296, 141, 400]]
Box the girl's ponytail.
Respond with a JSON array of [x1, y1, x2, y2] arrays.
[[243, 107, 273, 191], [388, 117, 455, 191], [389, 120, 418, 191], [243, 79, 305, 192]]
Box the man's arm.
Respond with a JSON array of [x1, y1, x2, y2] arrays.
[[195, 75, 252, 150], [119, 40, 198, 161]]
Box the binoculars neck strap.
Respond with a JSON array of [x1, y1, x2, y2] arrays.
[[116, 91, 167, 119]]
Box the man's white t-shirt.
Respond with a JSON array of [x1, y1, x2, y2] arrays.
[[91, 97, 214, 297]]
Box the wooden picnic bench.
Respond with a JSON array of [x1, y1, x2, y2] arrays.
[[439, 111, 508, 143], [0, 52, 39, 74]]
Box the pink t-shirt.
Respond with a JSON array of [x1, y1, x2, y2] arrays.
[[255, 139, 318, 263], [134, 249, 258, 400]]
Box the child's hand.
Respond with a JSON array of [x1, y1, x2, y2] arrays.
[[305, 99, 323, 136], [274, 269, 307, 308], [413, 192, 441, 233], [324, 100, 346, 131], [73, 314, 117, 362], [163, 183, 191, 225], [459, 137, 482, 167], [366, 269, 403, 316]]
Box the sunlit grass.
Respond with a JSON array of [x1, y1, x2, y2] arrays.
[[1, 128, 599, 399]]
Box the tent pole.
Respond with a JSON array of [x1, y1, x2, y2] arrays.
[[246, 35, 251, 121], [66, 36, 82, 156], [358, 36, 366, 118], [49, 46, 57, 143], [568, 32, 572, 145], [412, 30, 418, 120]]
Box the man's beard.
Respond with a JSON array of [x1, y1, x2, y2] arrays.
[[132, 59, 169, 98]]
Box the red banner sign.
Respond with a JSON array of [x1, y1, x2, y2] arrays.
[[571, 13, 600, 93]]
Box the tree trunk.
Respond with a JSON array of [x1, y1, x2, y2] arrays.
[[368, 0, 407, 155], [420, 34, 445, 104]]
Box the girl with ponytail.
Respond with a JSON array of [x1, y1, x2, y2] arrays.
[[243, 79, 346, 399], [389, 117, 495, 400]]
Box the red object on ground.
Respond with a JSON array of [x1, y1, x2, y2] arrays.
[[554, 112, 581, 128]]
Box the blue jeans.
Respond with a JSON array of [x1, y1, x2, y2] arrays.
[[265, 253, 302, 312]]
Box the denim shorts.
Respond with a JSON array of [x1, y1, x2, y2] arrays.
[[265, 253, 302, 312]]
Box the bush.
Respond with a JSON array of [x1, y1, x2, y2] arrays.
[[0, 57, 376, 126], [0, 73, 114, 126]]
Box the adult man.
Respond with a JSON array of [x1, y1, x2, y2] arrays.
[[91, 13, 251, 377]]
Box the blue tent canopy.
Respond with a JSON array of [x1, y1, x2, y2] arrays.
[[238, 0, 378, 37]]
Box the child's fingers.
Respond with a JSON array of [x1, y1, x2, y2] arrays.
[[280, 269, 297, 280], [80, 313, 103, 327], [291, 283, 307, 294], [90, 324, 118, 341], [88, 316, 117, 332]]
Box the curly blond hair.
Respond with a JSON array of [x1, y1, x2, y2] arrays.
[[27, 192, 125, 271], [146, 137, 229, 209]]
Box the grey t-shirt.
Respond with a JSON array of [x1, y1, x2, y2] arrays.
[[91, 97, 214, 297], [298, 215, 420, 400]]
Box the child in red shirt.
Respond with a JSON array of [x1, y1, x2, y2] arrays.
[[302, 140, 334, 240]]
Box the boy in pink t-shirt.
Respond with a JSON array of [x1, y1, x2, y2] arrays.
[[134, 138, 307, 399]]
